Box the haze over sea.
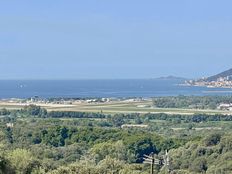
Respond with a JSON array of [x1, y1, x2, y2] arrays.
[[1, 79, 232, 99]]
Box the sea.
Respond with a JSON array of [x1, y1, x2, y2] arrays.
[[0, 79, 232, 99]]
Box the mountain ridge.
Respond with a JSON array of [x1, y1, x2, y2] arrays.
[[206, 68, 232, 82]]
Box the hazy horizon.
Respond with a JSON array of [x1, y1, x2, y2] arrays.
[[1, 1, 232, 80]]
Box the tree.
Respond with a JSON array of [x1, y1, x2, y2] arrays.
[[190, 157, 207, 173], [126, 136, 157, 163], [23, 105, 47, 117], [109, 114, 125, 127], [97, 157, 124, 174], [0, 155, 15, 174], [90, 141, 127, 162], [7, 149, 40, 174], [204, 133, 221, 146]]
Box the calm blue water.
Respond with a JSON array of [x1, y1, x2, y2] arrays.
[[0, 79, 232, 99]]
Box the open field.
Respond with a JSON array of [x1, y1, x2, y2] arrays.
[[1, 100, 232, 115]]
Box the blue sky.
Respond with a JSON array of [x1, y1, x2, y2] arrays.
[[0, 0, 232, 79]]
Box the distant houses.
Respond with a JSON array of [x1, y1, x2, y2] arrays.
[[121, 124, 148, 129], [218, 103, 232, 111], [6, 123, 14, 128]]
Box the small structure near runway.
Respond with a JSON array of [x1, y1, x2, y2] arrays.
[[121, 124, 148, 129]]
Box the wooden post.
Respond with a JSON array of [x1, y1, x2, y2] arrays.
[[151, 153, 154, 174], [143, 152, 155, 174]]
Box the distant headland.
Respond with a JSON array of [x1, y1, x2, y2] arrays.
[[155, 75, 187, 81]]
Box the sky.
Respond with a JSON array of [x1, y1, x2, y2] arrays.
[[0, 0, 232, 79]]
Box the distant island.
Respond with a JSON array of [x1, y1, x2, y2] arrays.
[[185, 68, 232, 88], [156, 75, 187, 81]]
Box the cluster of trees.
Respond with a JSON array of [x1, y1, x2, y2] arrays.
[[0, 149, 147, 174], [22, 105, 47, 116], [0, 117, 185, 174], [145, 113, 232, 122], [169, 133, 232, 173], [0, 108, 10, 115], [129, 113, 232, 123], [152, 96, 232, 109], [48, 111, 106, 119]]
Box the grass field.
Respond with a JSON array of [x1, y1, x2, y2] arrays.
[[1, 100, 232, 115]]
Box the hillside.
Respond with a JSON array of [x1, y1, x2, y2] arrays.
[[185, 68, 232, 88], [206, 68, 232, 82]]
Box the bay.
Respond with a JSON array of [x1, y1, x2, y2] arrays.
[[0, 79, 232, 99]]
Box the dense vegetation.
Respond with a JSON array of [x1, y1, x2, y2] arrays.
[[169, 133, 232, 173], [0, 105, 232, 173], [153, 96, 232, 109]]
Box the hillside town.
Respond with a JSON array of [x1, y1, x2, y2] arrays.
[[186, 76, 232, 88]]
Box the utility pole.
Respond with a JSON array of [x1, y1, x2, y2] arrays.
[[143, 153, 154, 174], [143, 153, 160, 174], [151, 153, 154, 174], [143, 150, 170, 174]]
